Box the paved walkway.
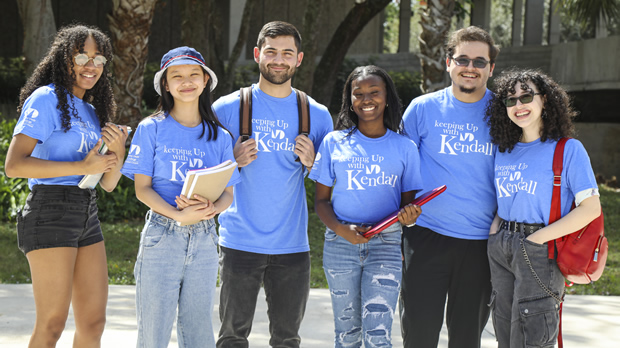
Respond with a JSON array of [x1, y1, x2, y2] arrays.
[[1, 284, 618, 347]]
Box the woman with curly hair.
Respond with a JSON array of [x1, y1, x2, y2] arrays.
[[5, 24, 128, 346], [485, 69, 600, 347]]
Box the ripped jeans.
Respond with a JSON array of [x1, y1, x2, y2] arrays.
[[323, 222, 402, 348], [487, 226, 565, 348]]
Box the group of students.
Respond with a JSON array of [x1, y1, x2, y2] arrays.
[[5, 19, 600, 348]]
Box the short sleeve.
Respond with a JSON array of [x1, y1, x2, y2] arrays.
[[121, 119, 157, 180], [13, 87, 59, 143], [308, 134, 335, 187]]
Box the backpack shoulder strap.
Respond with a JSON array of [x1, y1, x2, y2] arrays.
[[293, 88, 310, 136], [548, 137, 570, 260], [239, 87, 252, 141]]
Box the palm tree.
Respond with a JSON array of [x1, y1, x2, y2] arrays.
[[417, 0, 455, 94], [108, 0, 158, 126], [560, 0, 620, 38]]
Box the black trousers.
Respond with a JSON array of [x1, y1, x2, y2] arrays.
[[400, 225, 492, 348], [217, 246, 310, 348]]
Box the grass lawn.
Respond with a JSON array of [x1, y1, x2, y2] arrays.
[[1, 185, 618, 294]]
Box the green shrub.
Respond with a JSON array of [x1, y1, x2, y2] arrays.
[[0, 57, 26, 103], [0, 119, 28, 220]]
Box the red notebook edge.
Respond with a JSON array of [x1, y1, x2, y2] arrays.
[[361, 185, 447, 238]]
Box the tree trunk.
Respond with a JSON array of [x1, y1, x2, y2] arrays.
[[180, 0, 209, 55], [219, 0, 258, 98], [418, 0, 455, 93], [108, 0, 158, 126], [293, 0, 326, 94], [311, 0, 390, 108], [16, 0, 56, 77]]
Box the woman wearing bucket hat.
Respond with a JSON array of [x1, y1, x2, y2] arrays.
[[121, 46, 240, 348]]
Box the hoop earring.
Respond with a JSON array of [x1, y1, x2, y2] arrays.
[[385, 103, 388, 108], [350, 105, 354, 112]]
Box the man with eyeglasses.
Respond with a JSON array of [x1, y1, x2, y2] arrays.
[[400, 26, 500, 348]]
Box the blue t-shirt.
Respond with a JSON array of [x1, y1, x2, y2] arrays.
[[495, 138, 597, 225], [402, 87, 497, 240], [121, 113, 241, 206], [13, 84, 102, 189], [309, 128, 423, 224], [213, 84, 333, 254]]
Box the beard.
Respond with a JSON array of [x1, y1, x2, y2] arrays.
[[459, 85, 476, 94], [259, 62, 296, 85]]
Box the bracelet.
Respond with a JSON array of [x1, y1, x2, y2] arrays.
[[406, 222, 416, 227]]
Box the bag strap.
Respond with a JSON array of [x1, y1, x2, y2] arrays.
[[293, 88, 311, 136], [548, 137, 570, 259], [239, 87, 252, 142], [547, 137, 571, 348]]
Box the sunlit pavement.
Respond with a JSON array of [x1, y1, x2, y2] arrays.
[[1, 284, 619, 347]]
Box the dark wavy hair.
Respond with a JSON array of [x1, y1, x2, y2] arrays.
[[257, 21, 302, 51], [17, 24, 116, 132], [156, 68, 228, 141], [485, 68, 577, 152], [335, 65, 403, 136], [446, 26, 500, 64]]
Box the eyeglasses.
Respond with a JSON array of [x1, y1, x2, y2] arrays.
[[451, 56, 490, 69], [503, 93, 544, 107], [74, 53, 107, 67]]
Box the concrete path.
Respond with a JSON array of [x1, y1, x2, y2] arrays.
[[1, 284, 618, 347]]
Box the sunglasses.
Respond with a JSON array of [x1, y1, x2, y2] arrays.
[[74, 53, 107, 67], [503, 93, 544, 107], [451, 56, 490, 69]]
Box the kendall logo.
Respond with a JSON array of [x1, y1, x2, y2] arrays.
[[271, 129, 285, 139], [366, 165, 380, 174], [509, 171, 521, 181], [129, 144, 141, 155], [25, 108, 39, 119], [460, 133, 474, 141]]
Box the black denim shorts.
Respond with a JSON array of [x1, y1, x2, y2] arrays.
[[17, 185, 104, 254]]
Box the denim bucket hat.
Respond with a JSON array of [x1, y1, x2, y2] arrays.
[[153, 46, 218, 95]]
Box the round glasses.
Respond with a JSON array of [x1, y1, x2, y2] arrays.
[[451, 56, 490, 69], [74, 53, 107, 68], [503, 93, 544, 107]]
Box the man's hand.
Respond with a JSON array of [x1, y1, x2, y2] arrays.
[[294, 134, 315, 168], [234, 137, 258, 167]]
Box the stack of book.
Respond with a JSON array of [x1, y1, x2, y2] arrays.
[[178, 160, 238, 226]]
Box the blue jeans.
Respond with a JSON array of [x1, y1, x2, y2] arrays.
[[134, 211, 219, 348], [217, 246, 310, 348], [323, 223, 402, 348], [487, 226, 565, 348]]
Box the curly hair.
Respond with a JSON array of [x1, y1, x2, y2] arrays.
[[335, 65, 403, 137], [485, 68, 577, 153], [17, 24, 116, 132]]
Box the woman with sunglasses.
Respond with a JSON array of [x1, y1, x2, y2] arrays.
[[484, 68, 600, 348], [5, 24, 127, 346]]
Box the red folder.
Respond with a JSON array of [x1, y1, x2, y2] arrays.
[[362, 185, 447, 238]]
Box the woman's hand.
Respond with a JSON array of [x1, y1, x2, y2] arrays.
[[81, 139, 118, 174], [397, 204, 421, 226], [101, 123, 129, 158], [335, 223, 371, 245], [175, 194, 217, 221]]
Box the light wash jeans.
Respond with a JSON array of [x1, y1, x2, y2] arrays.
[[135, 211, 219, 348], [323, 222, 402, 348]]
